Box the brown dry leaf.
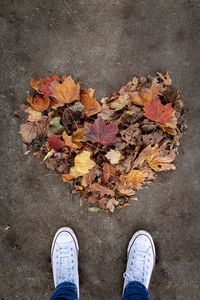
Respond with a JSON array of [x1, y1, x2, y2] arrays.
[[117, 183, 135, 196], [90, 183, 115, 197], [80, 88, 102, 117], [81, 165, 99, 187], [69, 151, 96, 178], [72, 128, 87, 148], [19, 118, 47, 144], [133, 144, 176, 172], [102, 163, 116, 183], [157, 72, 172, 85], [120, 124, 141, 146], [106, 198, 119, 213], [105, 149, 122, 165], [50, 76, 80, 104], [27, 95, 50, 112], [25, 107, 43, 122]]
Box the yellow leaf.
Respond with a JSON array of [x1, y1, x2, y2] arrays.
[[130, 92, 144, 106], [125, 170, 145, 188], [50, 76, 80, 104], [110, 96, 129, 111], [69, 151, 96, 178]]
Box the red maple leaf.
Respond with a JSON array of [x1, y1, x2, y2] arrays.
[[144, 97, 174, 124], [85, 116, 118, 146], [40, 75, 58, 97], [48, 134, 65, 152]]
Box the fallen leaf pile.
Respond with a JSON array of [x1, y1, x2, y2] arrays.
[[16, 73, 187, 212]]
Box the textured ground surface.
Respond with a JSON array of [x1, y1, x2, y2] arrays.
[[0, 1, 200, 299]]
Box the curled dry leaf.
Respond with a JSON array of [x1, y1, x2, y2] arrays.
[[80, 88, 102, 117], [157, 72, 172, 86]]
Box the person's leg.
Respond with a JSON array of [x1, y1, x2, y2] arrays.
[[122, 230, 156, 300], [50, 227, 79, 300]]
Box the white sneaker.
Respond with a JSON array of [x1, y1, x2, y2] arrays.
[[51, 227, 79, 298], [123, 230, 156, 292]]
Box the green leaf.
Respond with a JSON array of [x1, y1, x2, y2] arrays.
[[88, 207, 100, 213], [48, 117, 64, 135]]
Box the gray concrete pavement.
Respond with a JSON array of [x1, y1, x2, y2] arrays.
[[0, 0, 200, 299]]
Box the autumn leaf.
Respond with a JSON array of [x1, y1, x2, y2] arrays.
[[133, 144, 176, 172], [25, 107, 43, 122], [30, 75, 58, 95], [69, 151, 96, 178], [85, 116, 118, 146], [19, 118, 47, 144], [80, 88, 101, 117], [48, 117, 64, 136], [130, 92, 144, 106], [81, 165, 99, 187], [48, 135, 65, 152], [124, 170, 145, 188], [110, 96, 129, 111], [144, 97, 177, 128], [27, 95, 50, 112], [50, 76, 80, 104], [90, 183, 114, 197], [106, 198, 119, 213], [157, 72, 172, 86], [40, 75, 59, 97], [62, 128, 86, 151], [102, 163, 116, 183], [105, 149, 122, 165]]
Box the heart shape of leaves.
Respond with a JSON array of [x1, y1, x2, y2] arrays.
[[16, 72, 187, 213]]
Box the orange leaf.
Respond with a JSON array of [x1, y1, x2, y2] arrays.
[[80, 88, 102, 117], [144, 97, 177, 127], [62, 128, 86, 151], [27, 95, 50, 112], [50, 76, 80, 104]]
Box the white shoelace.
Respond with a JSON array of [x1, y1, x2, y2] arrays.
[[58, 246, 75, 283], [124, 248, 148, 284]]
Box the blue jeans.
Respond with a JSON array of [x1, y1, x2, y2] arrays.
[[50, 280, 150, 300]]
